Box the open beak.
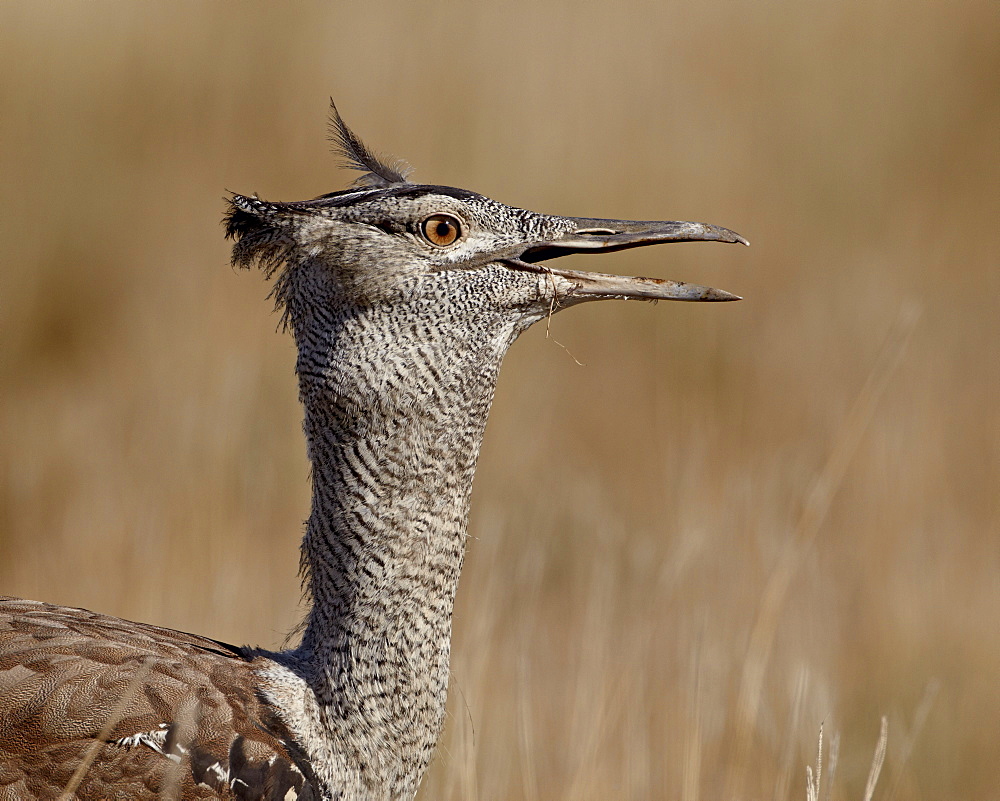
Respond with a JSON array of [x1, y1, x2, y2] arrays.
[[509, 217, 748, 303]]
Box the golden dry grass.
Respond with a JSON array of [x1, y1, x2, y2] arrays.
[[1, 2, 998, 798]]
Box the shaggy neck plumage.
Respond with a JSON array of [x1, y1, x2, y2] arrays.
[[281, 262, 516, 791]]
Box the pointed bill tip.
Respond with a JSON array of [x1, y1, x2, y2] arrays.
[[701, 287, 743, 301], [656, 282, 742, 302], [703, 226, 748, 247]]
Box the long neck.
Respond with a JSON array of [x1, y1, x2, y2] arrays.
[[285, 272, 513, 794]]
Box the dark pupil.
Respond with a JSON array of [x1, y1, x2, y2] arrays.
[[434, 221, 451, 238]]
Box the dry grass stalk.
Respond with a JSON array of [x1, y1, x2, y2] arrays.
[[862, 717, 889, 801], [805, 718, 883, 801]]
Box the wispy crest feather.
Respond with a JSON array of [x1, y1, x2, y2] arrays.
[[328, 100, 411, 187]]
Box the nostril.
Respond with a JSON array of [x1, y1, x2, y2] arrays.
[[574, 228, 616, 236]]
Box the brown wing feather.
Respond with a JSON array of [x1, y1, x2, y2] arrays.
[[0, 597, 316, 800]]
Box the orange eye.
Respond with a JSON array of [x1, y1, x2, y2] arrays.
[[421, 214, 462, 247]]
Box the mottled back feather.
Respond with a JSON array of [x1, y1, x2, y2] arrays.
[[0, 597, 315, 800]]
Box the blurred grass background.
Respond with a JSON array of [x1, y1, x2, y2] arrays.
[[1, 1, 998, 798]]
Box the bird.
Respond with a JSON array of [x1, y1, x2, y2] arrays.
[[0, 102, 747, 801]]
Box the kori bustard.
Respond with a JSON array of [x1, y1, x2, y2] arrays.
[[0, 104, 747, 800]]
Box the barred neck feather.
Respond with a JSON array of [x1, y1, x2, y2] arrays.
[[274, 258, 528, 798]]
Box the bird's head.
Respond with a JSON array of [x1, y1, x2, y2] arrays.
[[224, 102, 746, 340]]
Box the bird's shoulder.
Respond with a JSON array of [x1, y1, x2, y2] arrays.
[[0, 596, 318, 800]]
